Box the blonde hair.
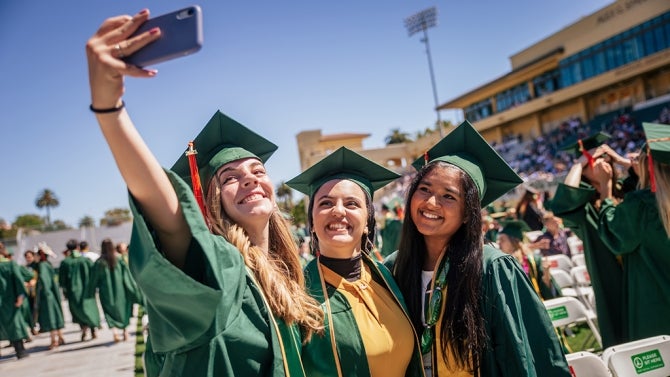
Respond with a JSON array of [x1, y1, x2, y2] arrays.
[[652, 159, 670, 238], [636, 152, 649, 190], [206, 177, 324, 341]]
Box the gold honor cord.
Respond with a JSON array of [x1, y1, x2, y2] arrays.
[[245, 267, 305, 377], [526, 254, 542, 297], [316, 261, 345, 377]]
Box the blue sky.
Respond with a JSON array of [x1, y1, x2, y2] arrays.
[[0, 0, 613, 227]]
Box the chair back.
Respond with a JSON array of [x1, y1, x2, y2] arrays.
[[565, 351, 611, 377], [547, 253, 574, 272], [602, 335, 670, 377]]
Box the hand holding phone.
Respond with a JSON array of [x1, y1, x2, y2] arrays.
[[123, 5, 203, 67]]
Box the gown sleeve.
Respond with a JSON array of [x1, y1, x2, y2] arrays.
[[127, 169, 248, 352], [482, 247, 569, 377], [597, 193, 645, 255]]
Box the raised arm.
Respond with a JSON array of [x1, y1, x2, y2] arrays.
[[85, 10, 189, 268]]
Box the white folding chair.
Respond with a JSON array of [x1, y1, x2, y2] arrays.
[[570, 265, 595, 309], [546, 253, 574, 272], [571, 253, 586, 267], [602, 335, 670, 377], [526, 230, 544, 242], [568, 235, 585, 255], [544, 296, 602, 350], [565, 351, 611, 377], [550, 268, 578, 298]]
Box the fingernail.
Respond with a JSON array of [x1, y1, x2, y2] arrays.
[[139, 9, 149, 15], [149, 28, 159, 34]]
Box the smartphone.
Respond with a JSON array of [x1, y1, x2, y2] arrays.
[[123, 5, 203, 67]]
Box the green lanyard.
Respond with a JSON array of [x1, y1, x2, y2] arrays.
[[421, 256, 450, 354]]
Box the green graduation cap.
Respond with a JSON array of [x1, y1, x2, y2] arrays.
[[558, 131, 611, 157], [286, 146, 400, 199], [643, 122, 670, 164], [171, 110, 278, 189], [411, 120, 523, 207], [498, 220, 531, 241]]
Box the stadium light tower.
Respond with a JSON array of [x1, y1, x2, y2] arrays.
[[404, 7, 444, 137]]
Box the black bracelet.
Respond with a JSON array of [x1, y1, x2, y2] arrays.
[[89, 101, 125, 114]]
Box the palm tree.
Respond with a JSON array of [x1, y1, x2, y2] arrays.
[[35, 189, 59, 227], [79, 216, 96, 228], [384, 128, 412, 145]]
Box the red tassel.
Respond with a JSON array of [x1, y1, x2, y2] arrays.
[[647, 144, 656, 193], [578, 139, 594, 169], [186, 141, 208, 222], [424, 151, 429, 166]]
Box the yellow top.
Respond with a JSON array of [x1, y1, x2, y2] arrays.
[[322, 263, 414, 377]]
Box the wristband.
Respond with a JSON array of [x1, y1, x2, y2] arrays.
[[90, 101, 125, 114]]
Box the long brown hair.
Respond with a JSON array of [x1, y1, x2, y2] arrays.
[[100, 238, 117, 270], [394, 161, 486, 373], [206, 176, 323, 342], [653, 159, 670, 237]]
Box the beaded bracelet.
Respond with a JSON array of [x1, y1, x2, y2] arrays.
[[89, 101, 125, 114]]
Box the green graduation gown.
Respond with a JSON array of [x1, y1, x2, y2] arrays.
[[58, 253, 101, 328], [19, 263, 36, 327], [379, 218, 403, 258], [385, 246, 569, 376], [86, 256, 140, 329], [302, 254, 424, 377], [598, 189, 670, 341], [523, 253, 560, 301], [0, 258, 29, 342], [129, 169, 305, 377], [550, 183, 626, 347], [35, 261, 64, 332]]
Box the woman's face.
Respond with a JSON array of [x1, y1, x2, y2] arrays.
[[311, 179, 368, 258], [496, 233, 514, 254], [24, 252, 35, 264], [410, 166, 465, 247], [215, 157, 275, 228]]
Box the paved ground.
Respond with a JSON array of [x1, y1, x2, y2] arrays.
[[0, 301, 138, 376]]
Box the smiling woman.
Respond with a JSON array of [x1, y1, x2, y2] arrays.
[[286, 147, 424, 377], [386, 120, 570, 377]]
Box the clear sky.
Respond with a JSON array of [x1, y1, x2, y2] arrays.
[[0, 0, 613, 227]]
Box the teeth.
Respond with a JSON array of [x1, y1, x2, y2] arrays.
[[327, 223, 348, 230], [421, 211, 440, 219], [241, 194, 263, 204]]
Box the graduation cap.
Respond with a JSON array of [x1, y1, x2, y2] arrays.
[[171, 110, 278, 188], [411, 120, 523, 207], [642, 122, 670, 192], [286, 146, 400, 199], [498, 219, 531, 241], [559, 131, 611, 169]]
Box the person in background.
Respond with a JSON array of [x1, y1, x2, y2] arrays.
[[0, 242, 30, 359], [593, 122, 670, 342], [22, 250, 39, 335], [34, 247, 65, 350], [387, 121, 569, 376], [497, 220, 559, 300], [514, 185, 544, 231], [378, 199, 403, 259], [287, 147, 424, 377], [532, 212, 571, 258], [80, 240, 100, 262], [86, 238, 142, 342], [549, 131, 627, 348], [59, 239, 101, 341], [86, 10, 323, 375], [116, 242, 129, 264]]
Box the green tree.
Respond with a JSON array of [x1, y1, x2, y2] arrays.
[[290, 198, 307, 226], [276, 181, 293, 212], [13, 214, 44, 230], [384, 128, 412, 145], [100, 207, 132, 226], [51, 219, 71, 231], [35, 189, 59, 227], [79, 216, 96, 228]]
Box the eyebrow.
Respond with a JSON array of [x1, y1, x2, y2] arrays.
[[216, 161, 264, 179], [316, 194, 364, 203], [420, 178, 462, 197]]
